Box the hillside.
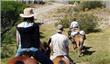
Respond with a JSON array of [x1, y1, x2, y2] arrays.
[[1, 2, 110, 64]]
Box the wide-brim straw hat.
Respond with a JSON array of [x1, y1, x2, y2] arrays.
[[20, 8, 34, 18]]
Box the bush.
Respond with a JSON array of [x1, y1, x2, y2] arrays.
[[79, 1, 104, 11], [1, 1, 26, 35], [55, 5, 98, 33], [77, 13, 98, 33], [68, 1, 80, 4], [55, 11, 98, 33], [2, 27, 16, 44], [55, 6, 77, 28], [1, 26, 17, 58], [1, 44, 16, 58], [55, 15, 75, 28], [1, 1, 26, 59]]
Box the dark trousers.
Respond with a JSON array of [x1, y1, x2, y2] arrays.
[[32, 50, 53, 64]]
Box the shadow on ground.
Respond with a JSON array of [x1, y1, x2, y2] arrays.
[[87, 29, 102, 34], [82, 46, 95, 56]]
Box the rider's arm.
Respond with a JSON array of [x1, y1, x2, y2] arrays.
[[16, 30, 20, 45], [48, 38, 51, 46], [64, 38, 69, 55], [48, 38, 53, 48], [48, 38, 53, 55], [69, 22, 73, 29]]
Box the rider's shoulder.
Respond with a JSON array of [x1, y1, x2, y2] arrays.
[[61, 34, 68, 38], [71, 21, 78, 23], [17, 22, 34, 28]]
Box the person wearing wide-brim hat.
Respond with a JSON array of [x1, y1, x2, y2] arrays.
[[16, 7, 53, 64]]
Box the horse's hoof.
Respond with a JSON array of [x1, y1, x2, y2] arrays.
[[78, 54, 81, 57]]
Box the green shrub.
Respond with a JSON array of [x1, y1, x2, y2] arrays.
[[1, 27, 17, 58], [56, 12, 98, 33], [77, 13, 98, 33], [55, 6, 77, 28], [55, 1, 98, 33], [79, 1, 104, 11], [1, 1, 26, 59], [68, 1, 80, 4], [2, 27, 16, 44], [55, 15, 75, 28], [1, 44, 16, 58], [1, 1, 26, 35]]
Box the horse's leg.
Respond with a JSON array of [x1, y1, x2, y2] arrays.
[[71, 37, 77, 50], [76, 41, 81, 57], [72, 41, 77, 50], [77, 36, 85, 57], [80, 37, 85, 56]]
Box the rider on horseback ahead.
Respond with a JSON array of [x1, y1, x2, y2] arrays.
[[48, 25, 74, 64], [68, 18, 86, 41], [16, 7, 53, 64]]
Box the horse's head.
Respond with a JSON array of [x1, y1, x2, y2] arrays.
[[8, 56, 37, 64], [53, 56, 70, 64]]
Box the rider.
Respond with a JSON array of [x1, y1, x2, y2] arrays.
[[16, 7, 53, 64], [48, 25, 74, 63], [69, 18, 86, 40]]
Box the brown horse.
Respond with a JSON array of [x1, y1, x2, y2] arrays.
[[8, 55, 38, 64], [71, 32, 85, 57]]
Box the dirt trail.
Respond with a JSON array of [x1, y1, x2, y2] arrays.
[[34, 3, 64, 24]]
